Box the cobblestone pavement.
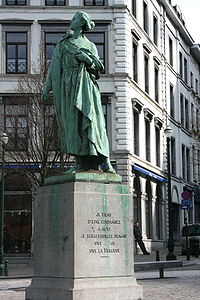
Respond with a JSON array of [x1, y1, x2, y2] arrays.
[[0, 279, 30, 300], [1, 248, 199, 300], [137, 270, 200, 300], [1, 269, 200, 300]]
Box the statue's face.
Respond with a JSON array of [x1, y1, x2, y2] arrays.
[[69, 13, 82, 31]]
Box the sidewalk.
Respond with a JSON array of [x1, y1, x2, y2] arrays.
[[134, 246, 200, 269], [1, 247, 199, 279]]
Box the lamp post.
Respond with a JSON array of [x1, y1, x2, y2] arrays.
[[164, 126, 177, 261], [0, 132, 9, 276]]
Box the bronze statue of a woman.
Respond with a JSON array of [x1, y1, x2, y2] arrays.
[[42, 12, 115, 174]]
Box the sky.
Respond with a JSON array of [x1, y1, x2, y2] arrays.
[[172, 0, 200, 43]]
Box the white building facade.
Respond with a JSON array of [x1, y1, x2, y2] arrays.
[[0, 0, 200, 253]]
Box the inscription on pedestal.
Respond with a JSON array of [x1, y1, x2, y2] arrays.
[[80, 212, 127, 258]]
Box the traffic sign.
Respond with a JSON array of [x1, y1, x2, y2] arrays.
[[181, 199, 191, 210], [181, 191, 190, 200]]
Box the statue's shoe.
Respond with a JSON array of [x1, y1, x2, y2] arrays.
[[102, 164, 116, 174]]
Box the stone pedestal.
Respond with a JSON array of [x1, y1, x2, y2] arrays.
[[26, 175, 143, 300]]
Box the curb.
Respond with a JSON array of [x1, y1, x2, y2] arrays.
[[0, 275, 32, 279]]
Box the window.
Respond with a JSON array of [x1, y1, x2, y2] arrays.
[[4, 171, 32, 253], [144, 54, 149, 93], [6, 0, 26, 4], [192, 145, 195, 180], [185, 98, 189, 130], [4, 101, 28, 151], [45, 32, 65, 67], [190, 72, 193, 88], [169, 37, 173, 66], [44, 104, 59, 151], [186, 147, 190, 181], [133, 110, 139, 156], [84, 0, 104, 5], [180, 94, 184, 127], [196, 109, 199, 132], [154, 65, 159, 102], [145, 119, 150, 161], [182, 144, 186, 179], [171, 137, 176, 175], [153, 15, 158, 45], [101, 95, 112, 148], [198, 150, 200, 182], [45, 0, 66, 5], [179, 52, 183, 78], [155, 126, 160, 167], [6, 32, 27, 74], [143, 1, 148, 33], [196, 79, 199, 94], [170, 84, 174, 118], [191, 103, 194, 129], [85, 31, 105, 67], [132, 0, 136, 17], [133, 41, 138, 82], [184, 58, 187, 83]]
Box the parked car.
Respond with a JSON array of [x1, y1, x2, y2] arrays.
[[181, 224, 200, 255]]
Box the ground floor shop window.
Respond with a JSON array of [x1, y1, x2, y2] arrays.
[[4, 194, 32, 253], [4, 170, 32, 253]]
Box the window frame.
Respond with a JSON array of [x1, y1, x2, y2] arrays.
[[182, 144, 186, 180], [170, 83, 174, 118], [2, 24, 31, 75], [144, 53, 149, 93], [143, 1, 148, 34], [132, 0, 137, 18], [145, 119, 151, 162], [186, 147, 190, 181], [185, 98, 189, 130], [195, 78, 199, 95], [180, 93, 184, 127], [132, 39, 138, 83], [171, 137, 176, 176], [153, 14, 158, 46], [155, 126, 160, 167], [169, 37, 173, 66], [179, 51, 183, 78], [184, 57, 188, 83], [44, 31, 67, 68], [154, 64, 159, 103], [3, 97, 28, 152], [84, 0, 105, 5], [45, 0, 66, 5], [6, 0, 27, 5], [101, 94, 112, 151], [6, 32, 28, 74]]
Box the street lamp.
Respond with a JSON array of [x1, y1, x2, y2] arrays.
[[0, 132, 9, 275], [164, 126, 177, 260]]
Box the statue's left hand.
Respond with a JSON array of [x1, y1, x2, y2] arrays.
[[76, 52, 93, 66]]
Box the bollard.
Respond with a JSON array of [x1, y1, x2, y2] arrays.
[[156, 250, 160, 261], [5, 260, 8, 276]]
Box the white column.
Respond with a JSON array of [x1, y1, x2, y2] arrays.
[[30, 21, 41, 74]]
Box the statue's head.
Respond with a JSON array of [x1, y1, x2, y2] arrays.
[[70, 12, 95, 32]]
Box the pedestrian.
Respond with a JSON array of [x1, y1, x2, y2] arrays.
[[134, 222, 150, 255]]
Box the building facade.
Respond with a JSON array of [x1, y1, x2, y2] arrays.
[[0, 0, 200, 253]]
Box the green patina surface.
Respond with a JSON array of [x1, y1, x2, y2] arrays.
[[118, 185, 130, 269], [44, 171, 122, 186], [48, 186, 60, 251], [41, 12, 115, 173]]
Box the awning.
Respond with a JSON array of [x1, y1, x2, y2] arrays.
[[133, 165, 166, 182]]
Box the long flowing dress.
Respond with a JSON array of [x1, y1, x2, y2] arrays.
[[45, 34, 109, 163]]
